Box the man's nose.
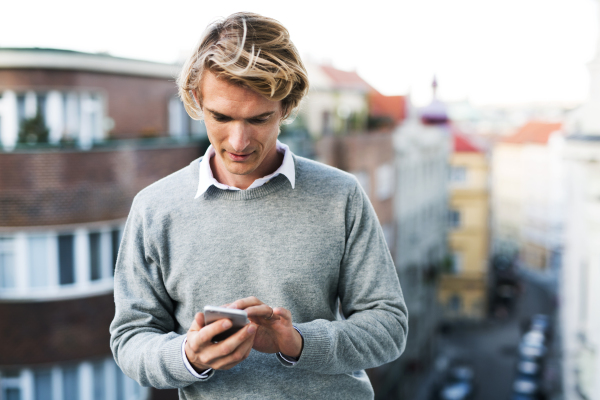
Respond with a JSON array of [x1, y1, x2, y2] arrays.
[[228, 122, 251, 152]]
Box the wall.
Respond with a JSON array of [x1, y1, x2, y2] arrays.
[[0, 143, 203, 226]]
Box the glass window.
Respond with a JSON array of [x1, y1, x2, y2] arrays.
[[351, 171, 370, 197], [89, 232, 102, 281], [92, 361, 106, 400], [448, 210, 461, 229], [62, 365, 79, 400], [111, 229, 121, 274], [450, 166, 467, 183], [376, 164, 394, 201], [0, 237, 16, 289], [452, 252, 463, 274], [58, 234, 75, 285], [28, 236, 48, 287], [4, 388, 21, 400], [33, 369, 52, 400], [115, 366, 125, 400]]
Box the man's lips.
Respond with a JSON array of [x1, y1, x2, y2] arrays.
[[226, 151, 253, 161]]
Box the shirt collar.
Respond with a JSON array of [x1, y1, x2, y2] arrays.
[[195, 140, 295, 199]]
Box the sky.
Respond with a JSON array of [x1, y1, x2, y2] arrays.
[[0, 0, 597, 106]]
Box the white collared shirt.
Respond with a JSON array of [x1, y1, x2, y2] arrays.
[[194, 140, 295, 198]]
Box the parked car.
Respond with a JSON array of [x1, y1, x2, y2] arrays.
[[436, 364, 476, 400], [512, 377, 546, 399]]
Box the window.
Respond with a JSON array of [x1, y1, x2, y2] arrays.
[[376, 164, 394, 201], [63, 365, 79, 400], [28, 236, 48, 287], [4, 389, 20, 400], [0, 225, 123, 299], [450, 166, 467, 183], [89, 232, 102, 281], [92, 361, 106, 400], [111, 228, 121, 273], [1, 370, 21, 400], [448, 210, 461, 229], [59, 234, 75, 285], [351, 171, 370, 197], [448, 294, 462, 312], [33, 369, 52, 400], [1, 358, 147, 400], [0, 237, 16, 289], [452, 252, 463, 273]]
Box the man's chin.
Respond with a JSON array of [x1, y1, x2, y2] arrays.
[[223, 162, 257, 177]]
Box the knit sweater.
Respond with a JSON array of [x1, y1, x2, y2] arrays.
[[109, 155, 408, 400]]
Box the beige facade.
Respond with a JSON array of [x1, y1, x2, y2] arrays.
[[438, 141, 490, 320], [491, 122, 565, 274]]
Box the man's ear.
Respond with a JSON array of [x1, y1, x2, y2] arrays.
[[191, 89, 202, 111]]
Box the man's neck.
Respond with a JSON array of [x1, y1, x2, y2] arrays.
[[209, 148, 285, 190]]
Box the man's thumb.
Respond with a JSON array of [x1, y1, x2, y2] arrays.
[[189, 312, 205, 331]]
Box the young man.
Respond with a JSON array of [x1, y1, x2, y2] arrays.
[[110, 12, 408, 399]]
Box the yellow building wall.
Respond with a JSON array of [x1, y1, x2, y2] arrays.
[[439, 151, 490, 320]]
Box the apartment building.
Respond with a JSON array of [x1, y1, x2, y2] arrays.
[[0, 48, 204, 400]]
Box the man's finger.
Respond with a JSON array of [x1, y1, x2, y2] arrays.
[[190, 312, 205, 331], [273, 307, 292, 323], [229, 296, 263, 310], [245, 304, 277, 320], [197, 318, 233, 344], [200, 323, 257, 366]]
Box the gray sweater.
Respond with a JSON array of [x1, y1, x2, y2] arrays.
[[110, 155, 408, 399]]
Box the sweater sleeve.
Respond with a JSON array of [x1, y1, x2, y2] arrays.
[[109, 197, 208, 389], [289, 182, 408, 374]]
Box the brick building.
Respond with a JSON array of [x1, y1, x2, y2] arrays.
[[0, 48, 205, 400]]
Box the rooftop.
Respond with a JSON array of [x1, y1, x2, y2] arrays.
[[0, 47, 180, 79], [502, 121, 562, 145], [453, 130, 482, 153]]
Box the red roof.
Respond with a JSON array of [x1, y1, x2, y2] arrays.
[[369, 92, 406, 124], [502, 121, 562, 144], [320, 65, 373, 91], [453, 130, 481, 153], [318, 64, 406, 126]]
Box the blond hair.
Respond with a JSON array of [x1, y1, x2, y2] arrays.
[[177, 12, 309, 121]]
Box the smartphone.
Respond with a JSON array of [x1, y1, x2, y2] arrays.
[[203, 305, 250, 342]]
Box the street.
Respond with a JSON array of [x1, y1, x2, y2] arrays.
[[434, 277, 560, 400]]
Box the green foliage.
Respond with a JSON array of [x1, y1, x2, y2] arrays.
[[18, 111, 49, 145]]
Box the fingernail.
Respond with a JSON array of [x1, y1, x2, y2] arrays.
[[248, 324, 257, 334], [222, 320, 232, 329]]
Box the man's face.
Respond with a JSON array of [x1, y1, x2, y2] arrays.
[[197, 71, 282, 188]]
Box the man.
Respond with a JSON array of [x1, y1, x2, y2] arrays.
[[110, 12, 408, 399]]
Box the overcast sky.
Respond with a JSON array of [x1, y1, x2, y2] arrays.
[[1, 0, 597, 106]]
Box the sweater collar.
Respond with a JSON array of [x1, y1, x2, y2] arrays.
[[194, 140, 295, 199]]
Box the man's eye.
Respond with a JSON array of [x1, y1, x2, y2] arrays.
[[249, 118, 269, 125], [214, 116, 231, 123]]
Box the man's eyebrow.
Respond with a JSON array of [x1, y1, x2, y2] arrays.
[[206, 109, 276, 120]]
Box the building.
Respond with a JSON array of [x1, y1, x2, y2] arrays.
[[438, 131, 490, 320], [491, 121, 565, 279], [561, 1, 600, 397], [0, 48, 205, 400], [300, 62, 406, 139], [388, 80, 451, 399]]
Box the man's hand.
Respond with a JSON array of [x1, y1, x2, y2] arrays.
[[228, 296, 303, 359], [185, 312, 258, 372]]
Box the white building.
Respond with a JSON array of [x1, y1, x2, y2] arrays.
[[561, 2, 600, 397], [491, 121, 565, 280], [392, 87, 451, 398], [300, 62, 370, 138]]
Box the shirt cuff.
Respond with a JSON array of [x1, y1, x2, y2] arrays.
[[182, 337, 214, 380], [277, 326, 303, 366]]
